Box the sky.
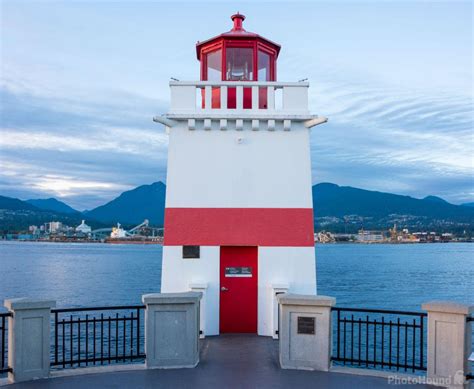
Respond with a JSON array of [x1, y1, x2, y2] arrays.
[[1, 0, 472, 210]]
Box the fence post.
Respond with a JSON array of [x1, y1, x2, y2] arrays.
[[422, 301, 473, 388], [142, 292, 202, 369], [4, 298, 56, 383], [277, 294, 336, 371]]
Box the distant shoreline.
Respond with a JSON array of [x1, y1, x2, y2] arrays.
[[1, 240, 471, 245]]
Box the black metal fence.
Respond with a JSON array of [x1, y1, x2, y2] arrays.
[[1, 312, 12, 374], [332, 307, 427, 372], [50, 306, 146, 368], [467, 316, 474, 381]]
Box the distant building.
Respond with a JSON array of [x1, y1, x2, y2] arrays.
[[357, 230, 385, 243], [75, 220, 92, 234], [45, 221, 63, 233], [29, 225, 39, 234], [315, 232, 335, 243]]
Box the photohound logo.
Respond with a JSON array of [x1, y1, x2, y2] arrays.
[[387, 370, 468, 386]]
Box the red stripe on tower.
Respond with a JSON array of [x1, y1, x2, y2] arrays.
[[163, 208, 315, 247]]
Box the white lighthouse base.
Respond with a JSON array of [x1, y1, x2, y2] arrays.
[[161, 246, 316, 336]]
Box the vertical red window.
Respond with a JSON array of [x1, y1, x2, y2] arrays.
[[258, 50, 272, 109], [203, 49, 222, 108], [226, 47, 254, 81], [226, 47, 254, 109]]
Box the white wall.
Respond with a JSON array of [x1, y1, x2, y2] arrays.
[[165, 122, 313, 208], [161, 245, 316, 337], [161, 245, 220, 336], [258, 246, 317, 336]]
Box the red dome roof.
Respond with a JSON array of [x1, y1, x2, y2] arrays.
[[196, 13, 281, 60]]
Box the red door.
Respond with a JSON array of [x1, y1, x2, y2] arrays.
[[219, 246, 258, 333]]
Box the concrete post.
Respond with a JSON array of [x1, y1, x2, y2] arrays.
[[422, 301, 473, 388], [4, 298, 56, 383], [142, 292, 202, 369], [277, 294, 335, 371]]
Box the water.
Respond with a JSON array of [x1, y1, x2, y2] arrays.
[[0, 241, 473, 311]]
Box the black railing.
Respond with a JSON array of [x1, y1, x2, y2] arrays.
[[332, 307, 427, 372], [0, 312, 12, 374], [468, 316, 474, 381], [51, 305, 146, 368]]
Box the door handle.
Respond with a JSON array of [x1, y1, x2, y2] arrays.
[[221, 286, 229, 292]]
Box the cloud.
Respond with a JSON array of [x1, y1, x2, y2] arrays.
[[1, 72, 473, 208], [0, 84, 169, 209], [1, 2, 472, 208]]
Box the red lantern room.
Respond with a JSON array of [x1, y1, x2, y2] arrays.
[[196, 13, 281, 109]]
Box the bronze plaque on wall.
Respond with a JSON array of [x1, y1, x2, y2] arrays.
[[297, 316, 315, 334]]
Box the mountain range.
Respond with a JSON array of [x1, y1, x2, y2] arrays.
[[26, 198, 79, 214], [1, 182, 473, 234], [312, 183, 473, 233], [0, 195, 96, 232]]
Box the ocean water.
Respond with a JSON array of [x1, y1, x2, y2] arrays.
[[0, 241, 472, 311]]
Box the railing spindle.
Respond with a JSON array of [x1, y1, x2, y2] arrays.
[[62, 319, 65, 368], [267, 86, 275, 110], [220, 86, 227, 109], [412, 318, 416, 372], [123, 315, 126, 361], [358, 317, 361, 366], [54, 311, 58, 365], [137, 309, 140, 357], [365, 315, 369, 367], [251, 86, 259, 110], [101, 313, 104, 365], [78, 317, 81, 366], [389, 320, 392, 368], [204, 85, 212, 110], [85, 314, 89, 366], [130, 312, 134, 361], [1, 316, 5, 371], [70, 315, 73, 367], [420, 316, 424, 370], [108, 316, 111, 363], [343, 317, 346, 363], [115, 313, 119, 363], [373, 318, 377, 367], [381, 317, 384, 369], [350, 314, 354, 361], [397, 318, 400, 371], [236, 86, 243, 110], [404, 321, 408, 372], [93, 317, 96, 365], [336, 310, 340, 360]]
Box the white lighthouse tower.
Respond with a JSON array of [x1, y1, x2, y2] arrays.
[[154, 13, 327, 336]]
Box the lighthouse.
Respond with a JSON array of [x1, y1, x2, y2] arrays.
[[154, 13, 327, 336]]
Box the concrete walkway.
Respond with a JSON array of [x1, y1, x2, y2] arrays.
[[9, 335, 435, 389]]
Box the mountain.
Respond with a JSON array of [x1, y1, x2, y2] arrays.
[[0, 195, 91, 232], [312, 183, 474, 233], [423, 195, 449, 204], [0, 195, 38, 211], [461, 202, 474, 208], [86, 182, 166, 227], [26, 198, 79, 214]]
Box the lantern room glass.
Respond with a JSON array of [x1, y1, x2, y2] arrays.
[[205, 49, 222, 81], [226, 47, 254, 81], [258, 50, 271, 81]]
